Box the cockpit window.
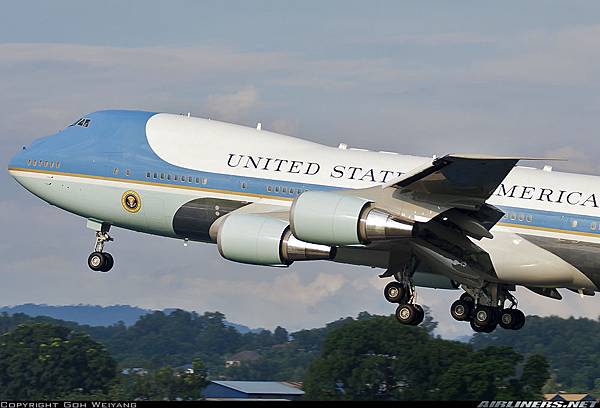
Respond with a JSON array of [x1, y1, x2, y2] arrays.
[[69, 118, 92, 128]]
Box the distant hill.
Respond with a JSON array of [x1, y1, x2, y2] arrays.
[[0, 308, 302, 377], [0, 304, 258, 333]]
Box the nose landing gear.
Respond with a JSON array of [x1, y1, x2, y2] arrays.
[[87, 220, 114, 272]]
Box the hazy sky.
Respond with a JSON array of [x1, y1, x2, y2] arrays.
[[2, 1, 600, 338]]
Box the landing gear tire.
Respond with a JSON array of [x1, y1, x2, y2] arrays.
[[88, 252, 114, 272], [469, 320, 485, 332], [499, 309, 516, 329], [470, 320, 497, 333], [412, 304, 425, 326], [450, 300, 472, 321], [473, 305, 497, 327], [395, 304, 423, 326], [100, 253, 114, 272], [88, 252, 106, 272], [384, 282, 406, 303], [460, 293, 475, 303], [499, 309, 525, 330], [512, 309, 525, 330]]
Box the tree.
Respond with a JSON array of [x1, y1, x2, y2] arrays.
[[0, 323, 116, 399], [109, 358, 208, 400], [519, 354, 551, 399], [303, 315, 545, 401], [303, 314, 470, 400], [471, 315, 600, 391], [274, 326, 289, 344], [438, 347, 523, 400]]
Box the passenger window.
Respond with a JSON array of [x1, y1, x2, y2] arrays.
[[50, 162, 55, 168], [591, 222, 597, 230], [267, 185, 273, 192], [146, 172, 151, 178], [160, 173, 165, 179], [113, 168, 119, 175], [289, 188, 295, 194], [282, 187, 288, 193], [510, 213, 516, 220], [56, 162, 61, 168], [125, 169, 131, 176], [153, 172, 158, 179], [167, 174, 171, 180], [571, 220, 578, 228], [241, 181, 247, 189], [526, 214, 533, 223], [44, 161, 49, 167], [518, 214, 524, 221], [195, 177, 200, 184], [33, 160, 37, 166], [188, 176, 193, 183], [174, 175, 178, 181], [27, 159, 32, 166], [275, 186, 280, 193]]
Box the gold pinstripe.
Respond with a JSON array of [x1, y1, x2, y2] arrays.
[[9, 167, 600, 240], [496, 222, 600, 238], [7, 167, 294, 202]]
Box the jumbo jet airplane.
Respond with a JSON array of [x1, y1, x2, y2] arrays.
[[8, 110, 600, 332]]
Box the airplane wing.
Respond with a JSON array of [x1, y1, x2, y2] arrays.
[[380, 154, 521, 209], [346, 154, 548, 239], [340, 154, 549, 286]]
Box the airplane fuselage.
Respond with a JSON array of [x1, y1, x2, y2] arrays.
[[8, 110, 600, 294]]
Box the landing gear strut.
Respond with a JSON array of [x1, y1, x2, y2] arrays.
[[87, 220, 114, 272], [450, 285, 526, 332]]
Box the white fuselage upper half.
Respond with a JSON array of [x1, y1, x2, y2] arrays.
[[147, 113, 600, 219]]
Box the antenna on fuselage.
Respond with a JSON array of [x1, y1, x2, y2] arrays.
[[257, 122, 262, 131]]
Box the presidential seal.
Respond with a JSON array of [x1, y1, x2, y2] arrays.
[[122, 190, 141, 213]]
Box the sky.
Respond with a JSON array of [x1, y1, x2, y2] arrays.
[[2, 0, 600, 339]]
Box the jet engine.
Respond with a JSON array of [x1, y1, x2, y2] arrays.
[[290, 191, 414, 245], [217, 213, 335, 266]]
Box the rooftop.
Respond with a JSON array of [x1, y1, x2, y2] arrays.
[[211, 381, 304, 395]]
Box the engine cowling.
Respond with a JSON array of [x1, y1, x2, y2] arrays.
[[290, 191, 414, 245], [217, 213, 335, 266]]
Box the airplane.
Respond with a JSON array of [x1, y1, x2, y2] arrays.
[[7, 110, 600, 333]]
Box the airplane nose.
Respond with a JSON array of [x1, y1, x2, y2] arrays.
[[8, 146, 27, 176]]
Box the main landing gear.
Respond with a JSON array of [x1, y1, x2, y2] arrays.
[[87, 220, 114, 273], [450, 289, 526, 332], [384, 277, 425, 327]]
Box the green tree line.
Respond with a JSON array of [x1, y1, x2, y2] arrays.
[[7, 309, 597, 400]]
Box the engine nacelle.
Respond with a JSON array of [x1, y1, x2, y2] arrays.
[[290, 191, 414, 245], [217, 213, 335, 266]]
